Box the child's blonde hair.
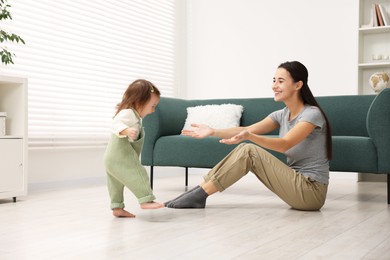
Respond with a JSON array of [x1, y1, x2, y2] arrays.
[[115, 79, 160, 116]]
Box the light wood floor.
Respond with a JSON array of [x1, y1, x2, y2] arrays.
[[1, 170, 389, 260]]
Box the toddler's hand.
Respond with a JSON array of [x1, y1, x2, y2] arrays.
[[127, 127, 139, 141]]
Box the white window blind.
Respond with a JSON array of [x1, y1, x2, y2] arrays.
[[1, 0, 177, 148]]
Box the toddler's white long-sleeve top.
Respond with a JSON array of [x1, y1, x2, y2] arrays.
[[111, 108, 141, 142]]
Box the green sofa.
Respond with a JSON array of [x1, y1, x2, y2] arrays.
[[142, 89, 390, 204]]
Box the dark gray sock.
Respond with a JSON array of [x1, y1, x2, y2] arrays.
[[164, 185, 200, 206], [166, 186, 208, 208]]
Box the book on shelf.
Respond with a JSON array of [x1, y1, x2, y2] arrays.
[[375, 4, 385, 26], [373, 4, 379, 27], [0, 112, 6, 136], [375, 4, 384, 26], [362, 4, 376, 28], [361, 3, 390, 28], [378, 4, 390, 26]]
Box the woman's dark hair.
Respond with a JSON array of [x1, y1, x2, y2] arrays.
[[115, 79, 160, 116], [278, 61, 332, 160]]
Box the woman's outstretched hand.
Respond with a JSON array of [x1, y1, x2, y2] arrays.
[[181, 123, 213, 139], [219, 130, 249, 145]]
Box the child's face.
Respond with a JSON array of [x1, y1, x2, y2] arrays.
[[138, 94, 160, 118]]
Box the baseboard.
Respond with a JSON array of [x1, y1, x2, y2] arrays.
[[28, 176, 107, 193]]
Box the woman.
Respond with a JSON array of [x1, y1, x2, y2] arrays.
[[165, 61, 332, 211]]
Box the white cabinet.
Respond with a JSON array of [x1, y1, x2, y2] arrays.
[[0, 139, 23, 191], [358, 0, 390, 94], [0, 75, 28, 202]]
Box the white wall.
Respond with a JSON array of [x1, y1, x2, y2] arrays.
[[28, 1, 359, 189], [185, 0, 359, 99], [28, 148, 106, 190]]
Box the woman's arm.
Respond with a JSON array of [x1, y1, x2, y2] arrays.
[[181, 117, 279, 139], [181, 124, 244, 139], [246, 117, 279, 135], [220, 121, 316, 153]]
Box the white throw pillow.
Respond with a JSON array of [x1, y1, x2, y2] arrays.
[[182, 104, 244, 130]]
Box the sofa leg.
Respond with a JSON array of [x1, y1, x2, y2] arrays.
[[387, 174, 390, 205], [150, 166, 154, 190], [185, 167, 188, 187]]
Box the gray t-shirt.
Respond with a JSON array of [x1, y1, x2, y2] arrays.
[[269, 105, 329, 184]]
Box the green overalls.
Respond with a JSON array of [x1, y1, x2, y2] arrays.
[[104, 128, 155, 209]]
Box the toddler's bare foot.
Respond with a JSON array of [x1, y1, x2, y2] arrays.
[[112, 208, 136, 218], [140, 201, 164, 209]]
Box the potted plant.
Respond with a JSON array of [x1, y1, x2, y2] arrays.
[[0, 0, 25, 65]]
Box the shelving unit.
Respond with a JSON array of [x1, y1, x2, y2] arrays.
[[358, 0, 390, 94], [0, 75, 28, 202]]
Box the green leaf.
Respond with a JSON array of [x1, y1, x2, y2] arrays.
[[0, 0, 25, 65], [1, 47, 15, 65]]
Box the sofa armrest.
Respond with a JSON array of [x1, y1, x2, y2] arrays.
[[141, 109, 160, 166], [141, 97, 188, 165], [367, 88, 390, 173]]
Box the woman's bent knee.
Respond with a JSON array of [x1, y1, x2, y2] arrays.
[[289, 199, 325, 211]]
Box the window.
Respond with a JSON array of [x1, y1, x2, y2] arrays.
[[1, 0, 177, 148]]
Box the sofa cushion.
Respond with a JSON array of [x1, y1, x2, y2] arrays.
[[153, 135, 239, 168], [153, 135, 377, 174], [153, 135, 286, 168], [330, 136, 377, 172], [317, 95, 375, 137]]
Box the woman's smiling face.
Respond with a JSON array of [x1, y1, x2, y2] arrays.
[[272, 67, 300, 102]]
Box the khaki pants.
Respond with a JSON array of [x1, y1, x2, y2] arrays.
[[204, 143, 328, 211]]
